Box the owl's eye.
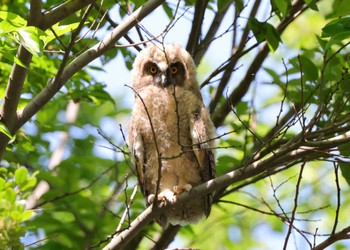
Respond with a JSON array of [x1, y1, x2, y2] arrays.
[[170, 66, 178, 75], [149, 65, 158, 74]]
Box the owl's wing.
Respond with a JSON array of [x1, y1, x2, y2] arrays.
[[190, 105, 216, 216], [128, 125, 146, 197]]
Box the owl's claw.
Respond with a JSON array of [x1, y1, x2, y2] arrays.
[[147, 185, 192, 205], [147, 194, 156, 204], [159, 189, 176, 203], [148, 190, 176, 205], [173, 184, 192, 195]]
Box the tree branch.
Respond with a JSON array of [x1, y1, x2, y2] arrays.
[[312, 226, 350, 250], [102, 124, 350, 249], [16, 0, 165, 132], [40, 0, 97, 30], [186, 0, 209, 56], [192, 2, 230, 65]]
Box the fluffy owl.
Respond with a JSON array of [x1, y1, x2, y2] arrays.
[[127, 44, 216, 226]]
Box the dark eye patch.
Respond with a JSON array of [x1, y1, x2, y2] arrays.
[[169, 62, 184, 76], [144, 62, 159, 75]]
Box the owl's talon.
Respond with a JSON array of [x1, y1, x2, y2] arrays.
[[159, 189, 176, 203], [173, 184, 192, 195], [183, 184, 192, 192], [147, 194, 155, 204]]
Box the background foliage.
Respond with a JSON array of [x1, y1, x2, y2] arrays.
[[1, 0, 350, 249]]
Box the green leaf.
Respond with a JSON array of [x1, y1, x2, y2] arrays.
[[162, 2, 173, 19], [265, 22, 282, 52], [15, 167, 28, 187], [249, 18, 281, 52], [339, 142, 350, 186], [249, 18, 265, 43], [218, 0, 231, 12], [0, 177, 5, 190], [0, 11, 26, 33], [271, 0, 291, 18], [20, 210, 36, 222], [1, 51, 27, 68], [322, 18, 350, 38], [304, 0, 318, 11], [299, 55, 318, 81], [52, 211, 75, 223], [235, 0, 244, 12], [236, 101, 248, 115], [20, 176, 37, 192], [340, 162, 350, 186], [44, 23, 80, 45], [4, 187, 16, 203], [0, 122, 13, 139], [16, 26, 44, 55], [334, 0, 350, 17], [325, 31, 350, 50], [315, 35, 328, 51]]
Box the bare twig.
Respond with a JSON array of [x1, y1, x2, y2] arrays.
[[283, 162, 308, 249], [331, 163, 341, 235], [116, 184, 138, 232]]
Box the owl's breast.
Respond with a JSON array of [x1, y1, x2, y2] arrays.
[[135, 86, 198, 156]]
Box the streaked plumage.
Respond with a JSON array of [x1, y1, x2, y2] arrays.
[[127, 44, 216, 226]]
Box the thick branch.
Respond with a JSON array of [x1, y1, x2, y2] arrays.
[[186, 0, 209, 56], [193, 3, 230, 65], [102, 126, 350, 249], [40, 0, 97, 30], [313, 226, 350, 250]]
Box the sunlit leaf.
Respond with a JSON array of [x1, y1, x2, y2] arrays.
[[0, 122, 13, 140], [15, 167, 28, 187], [1, 51, 27, 68], [44, 22, 80, 45], [0, 11, 26, 33], [16, 26, 44, 55]]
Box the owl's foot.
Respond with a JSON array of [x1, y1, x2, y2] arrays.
[[147, 189, 176, 205], [173, 184, 192, 195]]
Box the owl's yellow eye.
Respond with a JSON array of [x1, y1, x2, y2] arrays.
[[170, 66, 178, 75], [149, 65, 158, 74]]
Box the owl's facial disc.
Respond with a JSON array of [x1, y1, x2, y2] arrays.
[[145, 61, 185, 87]]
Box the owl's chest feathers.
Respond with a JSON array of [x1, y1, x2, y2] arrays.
[[138, 87, 197, 156]]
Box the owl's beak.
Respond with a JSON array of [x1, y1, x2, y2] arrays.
[[160, 72, 171, 87]]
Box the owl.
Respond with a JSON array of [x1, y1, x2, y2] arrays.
[[127, 44, 216, 227]]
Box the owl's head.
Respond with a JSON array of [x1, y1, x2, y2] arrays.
[[131, 44, 200, 96]]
